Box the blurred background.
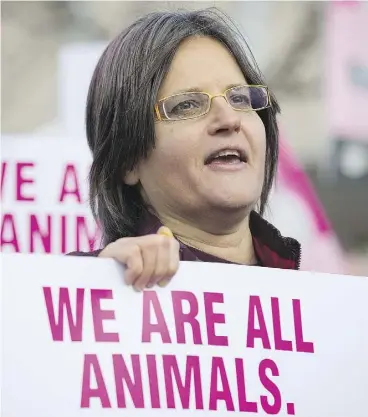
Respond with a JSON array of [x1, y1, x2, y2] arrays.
[[1, 1, 368, 275]]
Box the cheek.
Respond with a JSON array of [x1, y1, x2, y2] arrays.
[[152, 124, 183, 168], [259, 134, 267, 167], [137, 125, 195, 192], [153, 123, 200, 168], [246, 114, 267, 168], [139, 124, 202, 203]]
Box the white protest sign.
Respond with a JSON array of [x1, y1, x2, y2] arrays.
[[1, 135, 100, 254], [2, 254, 368, 416]]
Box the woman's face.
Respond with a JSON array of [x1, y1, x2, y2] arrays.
[[126, 36, 266, 225]]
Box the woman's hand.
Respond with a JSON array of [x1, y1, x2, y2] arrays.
[[98, 227, 180, 291]]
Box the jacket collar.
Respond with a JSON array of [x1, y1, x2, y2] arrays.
[[137, 209, 301, 270], [249, 211, 301, 270]]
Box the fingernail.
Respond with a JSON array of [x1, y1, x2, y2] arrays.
[[157, 226, 174, 238], [158, 278, 170, 288], [146, 282, 154, 289]]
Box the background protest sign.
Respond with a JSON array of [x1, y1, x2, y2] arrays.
[[2, 254, 368, 417], [1, 135, 100, 254]]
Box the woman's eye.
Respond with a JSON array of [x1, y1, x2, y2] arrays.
[[173, 100, 199, 112], [230, 94, 250, 104]]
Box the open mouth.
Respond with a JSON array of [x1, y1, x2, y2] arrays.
[[204, 148, 247, 165]]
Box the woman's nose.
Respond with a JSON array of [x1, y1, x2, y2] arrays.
[[207, 97, 241, 135]]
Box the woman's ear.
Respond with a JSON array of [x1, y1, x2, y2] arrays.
[[123, 168, 140, 185]]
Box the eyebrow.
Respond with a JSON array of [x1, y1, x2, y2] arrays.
[[170, 83, 246, 96]]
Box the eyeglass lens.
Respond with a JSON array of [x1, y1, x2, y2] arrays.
[[161, 86, 268, 120]]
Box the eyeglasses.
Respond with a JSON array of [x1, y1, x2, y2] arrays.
[[154, 84, 270, 121]]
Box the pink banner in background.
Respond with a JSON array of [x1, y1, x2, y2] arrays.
[[278, 142, 331, 234], [326, 0, 368, 142], [274, 136, 347, 274]]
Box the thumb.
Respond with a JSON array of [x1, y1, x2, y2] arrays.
[[157, 226, 174, 238]]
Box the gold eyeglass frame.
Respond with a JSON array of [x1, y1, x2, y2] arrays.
[[154, 84, 271, 122]]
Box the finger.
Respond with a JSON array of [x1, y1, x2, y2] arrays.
[[148, 236, 172, 287], [133, 245, 157, 291], [149, 226, 175, 288], [157, 226, 174, 238], [124, 245, 144, 286], [99, 240, 144, 286], [157, 239, 180, 288], [99, 238, 134, 263]]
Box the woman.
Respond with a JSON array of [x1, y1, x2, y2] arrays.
[[68, 8, 301, 290]]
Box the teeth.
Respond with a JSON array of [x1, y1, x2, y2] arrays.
[[216, 150, 240, 158]]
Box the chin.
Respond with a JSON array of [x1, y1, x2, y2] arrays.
[[208, 186, 258, 206], [209, 195, 256, 212]]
